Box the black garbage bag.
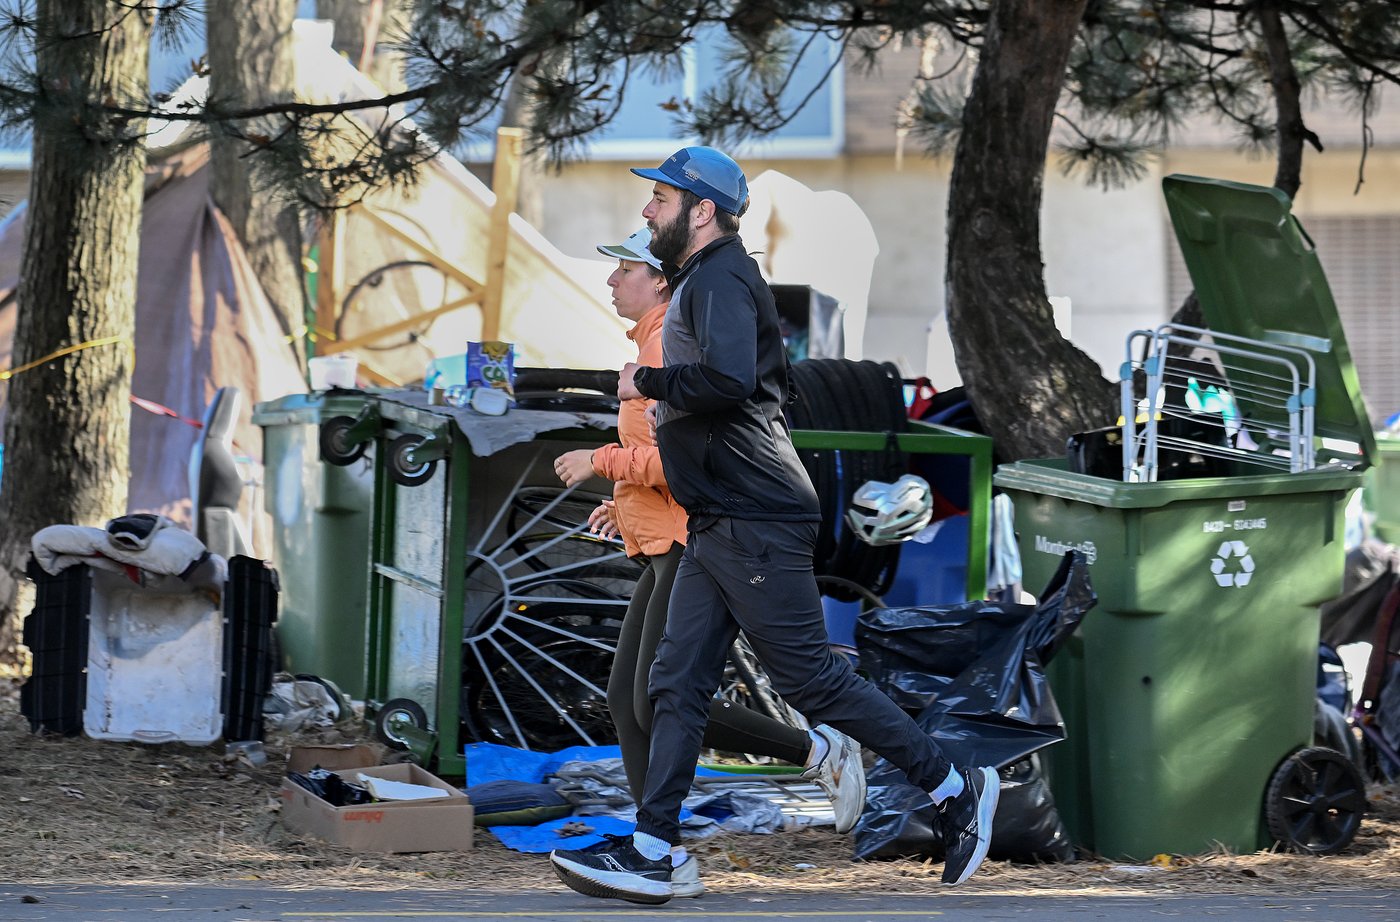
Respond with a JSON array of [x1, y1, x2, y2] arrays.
[[852, 550, 1094, 861], [856, 755, 1075, 863], [1320, 539, 1400, 648]]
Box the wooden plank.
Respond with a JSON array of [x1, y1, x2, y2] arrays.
[[319, 289, 484, 355], [355, 355, 402, 388], [355, 205, 483, 291], [313, 208, 345, 354], [482, 127, 524, 342]]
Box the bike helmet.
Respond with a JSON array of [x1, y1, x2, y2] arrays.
[[846, 474, 934, 546]]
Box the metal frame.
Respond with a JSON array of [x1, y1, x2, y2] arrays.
[[1120, 323, 1321, 482]]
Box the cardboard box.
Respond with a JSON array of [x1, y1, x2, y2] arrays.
[[280, 762, 474, 853], [286, 743, 387, 775]]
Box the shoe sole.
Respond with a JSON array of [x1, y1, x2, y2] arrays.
[[551, 854, 673, 905], [945, 766, 1000, 886], [671, 879, 706, 898]]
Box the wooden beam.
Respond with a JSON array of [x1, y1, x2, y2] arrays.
[[319, 290, 485, 355], [355, 354, 401, 388], [483, 127, 524, 342], [313, 208, 345, 353], [355, 205, 484, 292]]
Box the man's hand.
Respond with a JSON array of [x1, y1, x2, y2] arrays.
[[588, 499, 620, 541], [645, 403, 658, 442], [553, 449, 597, 488], [618, 362, 644, 400]]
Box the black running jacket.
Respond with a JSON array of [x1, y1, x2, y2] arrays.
[[632, 234, 821, 527]]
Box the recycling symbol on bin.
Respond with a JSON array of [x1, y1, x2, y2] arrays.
[[1210, 540, 1255, 588]]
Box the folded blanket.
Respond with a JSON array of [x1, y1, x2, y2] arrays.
[[32, 518, 224, 587]]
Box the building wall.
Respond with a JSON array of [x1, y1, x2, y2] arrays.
[[533, 141, 1400, 407]]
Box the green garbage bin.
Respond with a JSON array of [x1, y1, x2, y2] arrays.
[[1366, 433, 1400, 544], [995, 175, 1375, 860], [328, 389, 998, 777], [253, 391, 377, 699]]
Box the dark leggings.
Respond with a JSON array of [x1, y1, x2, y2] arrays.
[[606, 542, 812, 801]]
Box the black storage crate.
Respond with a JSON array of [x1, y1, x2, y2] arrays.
[[19, 558, 91, 735], [221, 555, 281, 742]]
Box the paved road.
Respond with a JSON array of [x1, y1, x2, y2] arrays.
[[1, 884, 1398, 922]]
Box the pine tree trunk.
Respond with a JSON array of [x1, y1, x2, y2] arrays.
[[945, 0, 1115, 461], [0, 0, 150, 663], [208, 0, 307, 367]]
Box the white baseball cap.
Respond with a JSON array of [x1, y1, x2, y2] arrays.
[[596, 227, 663, 271]]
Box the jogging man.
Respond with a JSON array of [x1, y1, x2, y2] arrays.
[[550, 147, 999, 904]]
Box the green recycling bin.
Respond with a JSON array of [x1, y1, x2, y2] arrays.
[[997, 462, 1359, 858], [253, 391, 378, 699], [995, 175, 1375, 860], [1366, 433, 1400, 544]]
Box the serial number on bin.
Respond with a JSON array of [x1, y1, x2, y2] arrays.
[[1202, 518, 1267, 533]]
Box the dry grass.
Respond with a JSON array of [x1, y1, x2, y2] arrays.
[[1, 677, 1397, 896]]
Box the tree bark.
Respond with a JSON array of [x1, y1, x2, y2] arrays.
[[0, 0, 150, 662], [1256, 0, 1315, 200], [945, 0, 1114, 461], [208, 0, 307, 366]]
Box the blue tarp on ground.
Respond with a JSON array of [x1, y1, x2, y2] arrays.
[[464, 741, 733, 853]]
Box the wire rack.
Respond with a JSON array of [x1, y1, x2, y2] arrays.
[[1119, 324, 1320, 482]]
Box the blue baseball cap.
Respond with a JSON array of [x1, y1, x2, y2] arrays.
[[630, 146, 749, 216], [596, 227, 663, 271]]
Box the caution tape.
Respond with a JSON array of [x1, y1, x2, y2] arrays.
[[129, 395, 204, 428], [0, 334, 132, 381]]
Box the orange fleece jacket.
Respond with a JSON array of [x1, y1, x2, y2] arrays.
[[591, 304, 689, 558]]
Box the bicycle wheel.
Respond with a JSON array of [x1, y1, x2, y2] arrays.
[[464, 607, 621, 750], [460, 470, 639, 750]]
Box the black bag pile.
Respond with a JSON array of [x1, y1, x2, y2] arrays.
[[852, 550, 1095, 862]]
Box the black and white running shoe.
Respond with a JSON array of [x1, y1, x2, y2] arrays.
[[550, 834, 674, 904], [938, 766, 1000, 885]]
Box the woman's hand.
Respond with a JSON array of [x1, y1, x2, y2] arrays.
[[588, 499, 619, 541], [618, 362, 644, 400], [553, 449, 597, 488]]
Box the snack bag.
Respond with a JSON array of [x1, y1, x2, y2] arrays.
[[466, 341, 516, 397]]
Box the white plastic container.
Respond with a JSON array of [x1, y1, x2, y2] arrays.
[[84, 570, 224, 744], [308, 353, 359, 390]]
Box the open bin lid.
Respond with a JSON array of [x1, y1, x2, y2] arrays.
[[1162, 174, 1375, 468]]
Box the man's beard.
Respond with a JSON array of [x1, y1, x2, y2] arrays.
[[648, 203, 694, 267]]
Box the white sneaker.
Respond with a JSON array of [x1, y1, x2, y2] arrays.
[[803, 724, 867, 834], [670, 854, 705, 898]]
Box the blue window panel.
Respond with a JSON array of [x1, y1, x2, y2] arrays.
[[588, 61, 689, 144], [691, 25, 837, 139], [585, 25, 843, 160]]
